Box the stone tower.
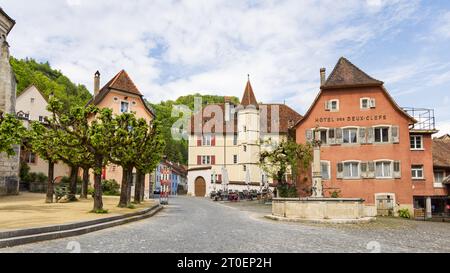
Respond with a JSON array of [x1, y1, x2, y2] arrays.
[[0, 8, 19, 196], [237, 78, 261, 182]]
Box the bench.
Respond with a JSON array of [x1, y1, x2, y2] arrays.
[[54, 186, 69, 203]]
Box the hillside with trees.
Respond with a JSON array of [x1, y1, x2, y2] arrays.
[[10, 57, 92, 107]]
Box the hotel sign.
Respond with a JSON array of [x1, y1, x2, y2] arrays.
[[315, 114, 388, 124]]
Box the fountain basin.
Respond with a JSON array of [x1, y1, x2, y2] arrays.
[[267, 198, 376, 224]]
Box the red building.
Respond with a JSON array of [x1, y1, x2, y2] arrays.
[[295, 57, 448, 217]]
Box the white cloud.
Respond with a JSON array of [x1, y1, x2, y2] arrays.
[[2, 0, 422, 112]]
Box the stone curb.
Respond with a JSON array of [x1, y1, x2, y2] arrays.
[[0, 204, 163, 249], [265, 215, 376, 224]]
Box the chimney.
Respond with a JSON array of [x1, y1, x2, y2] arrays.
[[94, 71, 101, 96], [320, 68, 326, 86]]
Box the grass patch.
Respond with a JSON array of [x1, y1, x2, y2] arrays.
[[90, 209, 109, 214], [127, 204, 136, 209]]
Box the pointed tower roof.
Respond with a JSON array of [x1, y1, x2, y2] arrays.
[[322, 57, 384, 89], [241, 76, 258, 108]]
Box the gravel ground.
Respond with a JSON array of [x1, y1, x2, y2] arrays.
[[1, 196, 449, 253]]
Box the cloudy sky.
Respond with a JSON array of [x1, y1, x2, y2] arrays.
[[2, 0, 450, 135]]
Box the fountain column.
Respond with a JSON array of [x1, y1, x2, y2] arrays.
[[311, 129, 323, 198]]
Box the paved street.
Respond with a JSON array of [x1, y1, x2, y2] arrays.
[[1, 197, 449, 253]]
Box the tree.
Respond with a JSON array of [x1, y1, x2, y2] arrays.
[[0, 113, 26, 156], [27, 121, 62, 203], [259, 140, 313, 196], [133, 120, 165, 204]]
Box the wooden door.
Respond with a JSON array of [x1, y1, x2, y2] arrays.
[[195, 177, 206, 197]]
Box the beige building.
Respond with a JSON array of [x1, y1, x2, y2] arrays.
[[86, 70, 155, 198], [16, 85, 71, 178], [187, 80, 302, 197], [0, 8, 20, 196]]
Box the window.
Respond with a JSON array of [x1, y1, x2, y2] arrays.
[[374, 127, 390, 143], [343, 128, 358, 144], [202, 156, 211, 165], [326, 99, 339, 112], [376, 161, 392, 178], [233, 155, 238, 164], [243, 165, 247, 172], [343, 162, 360, 178], [120, 101, 129, 113], [360, 98, 370, 109], [319, 130, 328, 145], [233, 134, 238, 145], [26, 152, 36, 164], [243, 145, 247, 152], [410, 135, 423, 150], [30, 98, 35, 103], [202, 135, 212, 146], [39, 116, 46, 123], [434, 171, 444, 183], [411, 165, 424, 179], [244, 126, 247, 132], [321, 162, 330, 180]]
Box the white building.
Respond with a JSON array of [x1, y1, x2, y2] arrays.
[[187, 79, 302, 197]]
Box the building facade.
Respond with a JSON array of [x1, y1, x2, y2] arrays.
[[295, 57, 445, 217], [153, 160, 187, 196], [187, 80, 302, 197], [16, 85, 71, 179], [86, 70, 155, 198], [0, 8, 19, 196]]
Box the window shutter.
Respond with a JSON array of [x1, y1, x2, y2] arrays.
[[211, 156, 216, 165], [336, 128, 343, 144], [306, 129, 313, 143], [197, 137, 202, 147], [368, 161, 375, 178], [325, 101, 330, 111], [218, 175, 222, 182], [197, 156, 202, 165], [337, 163, 344, 179], [394, 161, 401, 179], [367, 127, 374, 144], [391, 126, 400, 144], [370, 98, 376, 108], [211, 135, 216, 146], [361, 162, 368, 179], [359, 128, 367, 144]]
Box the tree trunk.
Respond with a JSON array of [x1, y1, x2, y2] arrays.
[[140, 173, 145, 202], [46, 161, 55, 203], [68, 166, 79, 202], [92, 156, 103, 212], [127, 168, 133, 204], [134, 170, 143, 204], [119, 166, 130, 207], [81, 167, 90, 199]]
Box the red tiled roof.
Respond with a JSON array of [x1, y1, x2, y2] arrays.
[[241, 80, 258, 108], [433, 138, 450, 168], [322, 57, 384, 90]]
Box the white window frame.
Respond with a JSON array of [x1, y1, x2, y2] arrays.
[[433, 171, 445, 188], [342, 127, 358, 144], [320, 161, 331, 180], [374, 160, 394, 179], [202, 156, 211, 165], [410, 135, 423, 150], [374, 126, 391, 143], [343, 160, 361, 179], [411, 165, 424, 180], [202, 135, 212, 146], [120, 100, 130, 113], [329, 99, 339, 112], [360, 98, 371, 110]]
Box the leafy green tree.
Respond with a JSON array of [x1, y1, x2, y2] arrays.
[[259, 140, 313, 195], [133, 120, 165, 204], [0, 113, 26, 156]]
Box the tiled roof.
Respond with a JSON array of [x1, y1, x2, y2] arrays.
[[0, 8, 15, 34], [322, 57, 384, 89], [86, 70, 155, 117], [188, 103, 302, 134], [241, 80, 258, 108], [433, 138, 450, 168]]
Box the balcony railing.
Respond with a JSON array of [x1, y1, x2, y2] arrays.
[[402, 107, 436, 131]]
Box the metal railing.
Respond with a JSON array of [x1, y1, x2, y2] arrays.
[[402, 107, 436, 131]]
